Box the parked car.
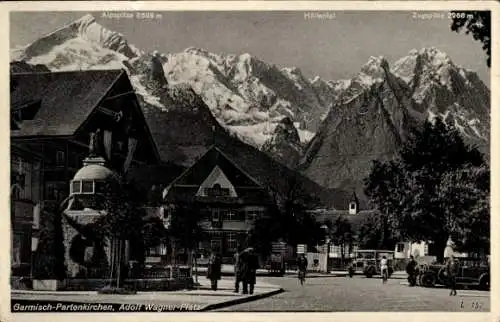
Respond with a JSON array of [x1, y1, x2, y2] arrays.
[[418, 258, 489, 290], [350, 250, 395, 278]]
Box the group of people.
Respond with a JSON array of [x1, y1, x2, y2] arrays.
[[206, 247, 260, 294], [405, 254, 460, 296]]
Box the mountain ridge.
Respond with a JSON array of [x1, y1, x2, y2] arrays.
[[10, 14, 490, 202]]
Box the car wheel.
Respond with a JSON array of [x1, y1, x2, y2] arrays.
[[479, 274, 489, 290], [420, 272, 436, 287], [437, 268, 448, 285]]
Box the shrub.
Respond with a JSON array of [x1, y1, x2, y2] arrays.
[[32, 207, 67, 280]]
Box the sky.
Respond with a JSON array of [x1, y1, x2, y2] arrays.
[[10, 11, 490, 87]]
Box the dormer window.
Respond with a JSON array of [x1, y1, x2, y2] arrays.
[[350, 203, 356, 210]]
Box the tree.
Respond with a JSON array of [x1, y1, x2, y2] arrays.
[[364, 118, 486, 262], [246, 206, 284, 258], [94, 180, 151, 288], [166, 203, 205, 280], [451, 11, 491, 67], [438, 165, 489, 256], [331, 217, 354, 266], [250, 174, 323, 256], [357, 212, 398, 250], [33, 205, 67, 280]]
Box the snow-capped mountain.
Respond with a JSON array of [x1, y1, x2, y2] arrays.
[[300, 47, 490, 197], [11, 14, 490, 197], [11, 14, 331, 164]]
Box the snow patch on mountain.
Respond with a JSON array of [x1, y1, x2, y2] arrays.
[[294, 122, 315, 143], [26, 37, 127, 71], [129, 74, 166, 110], [227, 122, 278, 148]]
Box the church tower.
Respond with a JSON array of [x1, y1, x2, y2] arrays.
[[348, 192, 359, 215]]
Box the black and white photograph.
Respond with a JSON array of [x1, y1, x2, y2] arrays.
[[6, 3, 494, 316]]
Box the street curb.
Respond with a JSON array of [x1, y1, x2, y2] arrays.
[[199, 288, 284, 311]]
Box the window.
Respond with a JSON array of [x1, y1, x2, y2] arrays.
[[71, 181, 82, 194], [56, 151, 65, 166], [81, 180, 94, 194], [226, 233, 237, 251], [211, 209, 221, 222], [11, 171, 26, 190], [146, 245, 164, 256], [210, 240, 222, 252], [224, 210, 235, 221], [205, 183, 230, 197], [350, 202, 356, 210], [396, 243, 405, 253], [11, 184, 23, 200]]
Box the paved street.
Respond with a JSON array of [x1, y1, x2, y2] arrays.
[[215, 274, 490, 312]]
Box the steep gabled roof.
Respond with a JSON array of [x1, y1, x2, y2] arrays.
[[169, 145, 262, 188], [163, 142, 351, 209], [11, 69, 124, 137]]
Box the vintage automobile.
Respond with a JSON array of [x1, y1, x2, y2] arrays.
[[418, 257, 489, 290], [350, 249, 395, 278]]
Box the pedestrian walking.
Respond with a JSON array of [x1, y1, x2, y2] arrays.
[[406, 255, 418, 286], [380, 256, 388, 284], [239, 247, 259, 294], [247, 248, 259, 295], [207, 252, 222, 291], [234, 250, 242, 293], [446, 255, 458, 296]]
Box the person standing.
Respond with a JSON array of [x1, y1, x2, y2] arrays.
[[380, 256, 389, 284], [234, 250, 242, 293], [406, 255, 418, 286], [446, 255, 458, 296], [239, 247, 258, 294], [207, 252, 222, 291], [246, 248, 259, 295]]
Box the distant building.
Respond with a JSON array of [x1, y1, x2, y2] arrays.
[[311, 191, 471, 262], [309, 192, 377, 263]]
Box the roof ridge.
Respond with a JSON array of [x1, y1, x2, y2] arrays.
[[211, 145, 264, 188]]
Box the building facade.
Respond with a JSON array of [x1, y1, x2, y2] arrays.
[[10, 68, 161, 278], [162, 146, 275, 262], [11, 145, 43, 276]]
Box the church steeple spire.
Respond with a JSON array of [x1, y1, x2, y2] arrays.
[[349, 192, 359, 215]]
